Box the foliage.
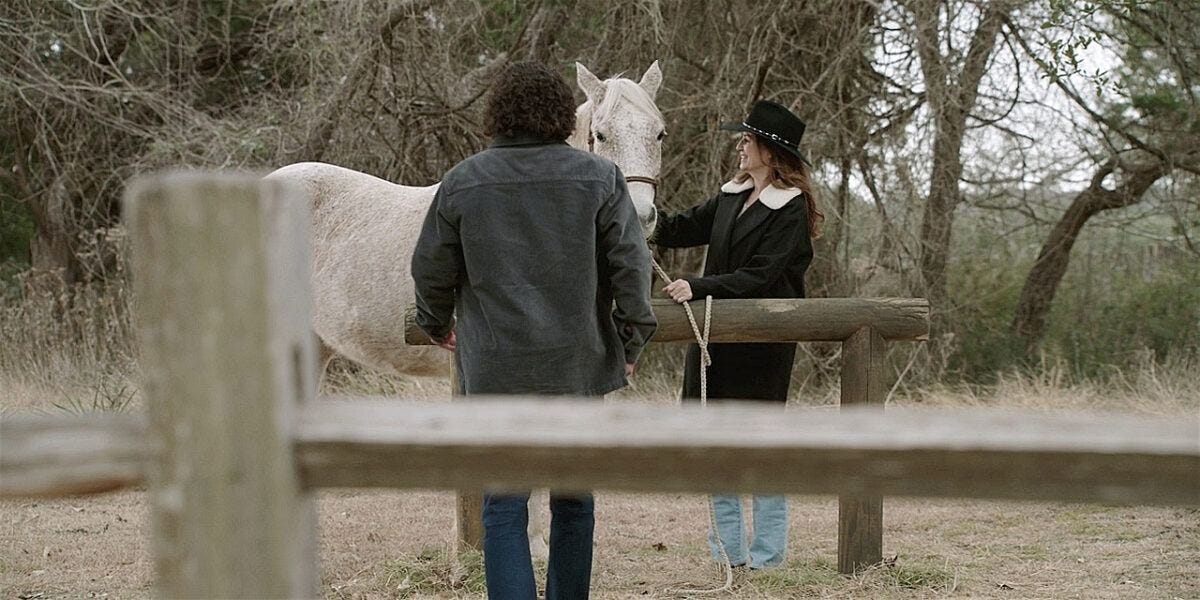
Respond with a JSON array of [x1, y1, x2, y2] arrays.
[[1048, 255, 1200, 374], [0, 207, 32, 268], [0, 0, 1196, 387], [944, 198, 1200, 381]]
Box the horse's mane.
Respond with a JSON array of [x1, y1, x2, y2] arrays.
[[593, 78, 663, 127], [570, 76, 664, 149]]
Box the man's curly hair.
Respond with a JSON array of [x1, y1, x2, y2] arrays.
[[483, 62, 577, 141]]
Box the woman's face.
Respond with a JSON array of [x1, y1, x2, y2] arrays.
[[737, 133, 771, 174]]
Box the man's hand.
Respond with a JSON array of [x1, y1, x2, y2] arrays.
[[625, 362, 637, 378], [435, 329, 457, 352], [663, 279, 694, 303]]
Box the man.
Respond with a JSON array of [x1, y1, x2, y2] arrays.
[[411, 61, 657, 599]]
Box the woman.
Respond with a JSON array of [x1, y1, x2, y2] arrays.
[[655, 99, 822, 570]]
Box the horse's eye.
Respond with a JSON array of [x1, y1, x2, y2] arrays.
[[594, 132, 607, 143], [657, 131, 667, 141]]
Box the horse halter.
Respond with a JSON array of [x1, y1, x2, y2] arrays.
[[624, 175, 659, 190], [587, 131, 660, 190]]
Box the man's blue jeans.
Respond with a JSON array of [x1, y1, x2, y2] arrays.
[[708, 494, 788, 569], [482, 492, 595, 599]]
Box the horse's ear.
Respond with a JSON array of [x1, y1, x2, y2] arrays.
[[639, 60, 663, 100], [576, 62, 606, 104]]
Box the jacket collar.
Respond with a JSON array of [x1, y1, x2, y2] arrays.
[[490, 133, 566, 148], [719, 179, 802, 210]]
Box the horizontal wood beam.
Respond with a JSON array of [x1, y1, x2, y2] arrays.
[[295, 400, 1199, 505], [6, 402, 1197, 506], [0, 413, 150, 497], [404, 298, 930, 345]]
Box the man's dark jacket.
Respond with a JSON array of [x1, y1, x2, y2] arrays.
[[412, 134, 657, 396], [655, 180, 814, 402]]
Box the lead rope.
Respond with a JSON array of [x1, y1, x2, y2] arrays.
[[651, 258, 733, 596], [651, 259, 713, 396]]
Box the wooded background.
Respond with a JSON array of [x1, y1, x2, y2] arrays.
[[1, 0, 1197, 384]]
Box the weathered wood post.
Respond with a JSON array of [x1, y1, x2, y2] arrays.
[[452, 355, 486, 553], [128, 173, 319, 598], [402, 310, 486, 554], [838, 326, 887, 574]]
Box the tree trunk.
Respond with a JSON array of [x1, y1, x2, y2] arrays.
[[1011, 158, 1167, 351], [24, 173, 79, 293], [912, 0, 1009, 323]]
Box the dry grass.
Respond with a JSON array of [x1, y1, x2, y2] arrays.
[[0, 275, 139, 418], [899, 352, 1200, 416]]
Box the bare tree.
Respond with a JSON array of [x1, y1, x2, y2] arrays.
[[1006, 2, 1200, 352], [0, 0, 282, 288], [909, 0, 1018, 321]]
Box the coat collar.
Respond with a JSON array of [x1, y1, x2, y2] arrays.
[[719, 179, 802, 210], [490, 133, 566, 148]]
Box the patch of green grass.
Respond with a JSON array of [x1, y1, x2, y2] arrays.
[[984, 512, 1030, 529], [1057, 507, 1140, 541], [942, 520, 978, 539], [878, 560, 955, 589], [1016, 544, 1049, 559], [746, 555, 955, 595], [746, 556, 841, 592], [378, 548, 486, 596]]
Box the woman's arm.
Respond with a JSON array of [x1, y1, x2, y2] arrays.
[[653, 192, 722, 248]]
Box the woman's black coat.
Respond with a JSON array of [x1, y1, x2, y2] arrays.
[[655, 180, 814, 402]]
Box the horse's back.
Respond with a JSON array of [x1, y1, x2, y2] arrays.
[[266, 162, 446, 376]]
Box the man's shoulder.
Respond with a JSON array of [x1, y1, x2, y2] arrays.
[[443, 143, 616, 192], [567, 146, 618, 174], [439, 151, 502, 195]]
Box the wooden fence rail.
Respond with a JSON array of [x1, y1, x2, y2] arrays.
[[404, 297, 931, 345], [6, 404, 1198, 504], [2, 172, 1195, 597]]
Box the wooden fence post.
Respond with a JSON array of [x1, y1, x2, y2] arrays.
[[838, 326, 886, 574], [128, 173, 319, 598], [452, 354, 486, 553]]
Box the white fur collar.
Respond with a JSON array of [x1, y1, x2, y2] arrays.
[[719, 179, 801, 209]]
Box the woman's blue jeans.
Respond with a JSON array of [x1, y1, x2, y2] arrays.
[[482, 492, 595, 600], [708, 494, 788, 569]]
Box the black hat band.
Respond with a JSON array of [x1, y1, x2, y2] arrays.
[[741, 122, 797, 149]]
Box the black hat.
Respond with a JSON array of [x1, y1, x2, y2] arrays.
[[720, 99, 809, 165]]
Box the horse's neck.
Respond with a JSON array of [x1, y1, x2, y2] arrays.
[[568, 102, 593, 151]]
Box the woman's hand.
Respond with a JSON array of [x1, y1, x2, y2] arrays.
[[663, 279, 694, 303]]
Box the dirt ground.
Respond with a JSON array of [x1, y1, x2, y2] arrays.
[[4, 369, 1198, 599], [3, 487, 1198, 599]]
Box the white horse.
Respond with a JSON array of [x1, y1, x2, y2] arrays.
[[266, 61, 665, 378], [266, 61, 667, 559]]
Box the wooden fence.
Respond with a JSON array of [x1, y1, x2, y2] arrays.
[[2, 173, 1197, 598], [403, 291, 930, 571]]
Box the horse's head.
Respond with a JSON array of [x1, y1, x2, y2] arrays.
[[570, 61, 665, 239]]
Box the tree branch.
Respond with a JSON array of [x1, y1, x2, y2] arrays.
[[1001, 14, 1168, 163]]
